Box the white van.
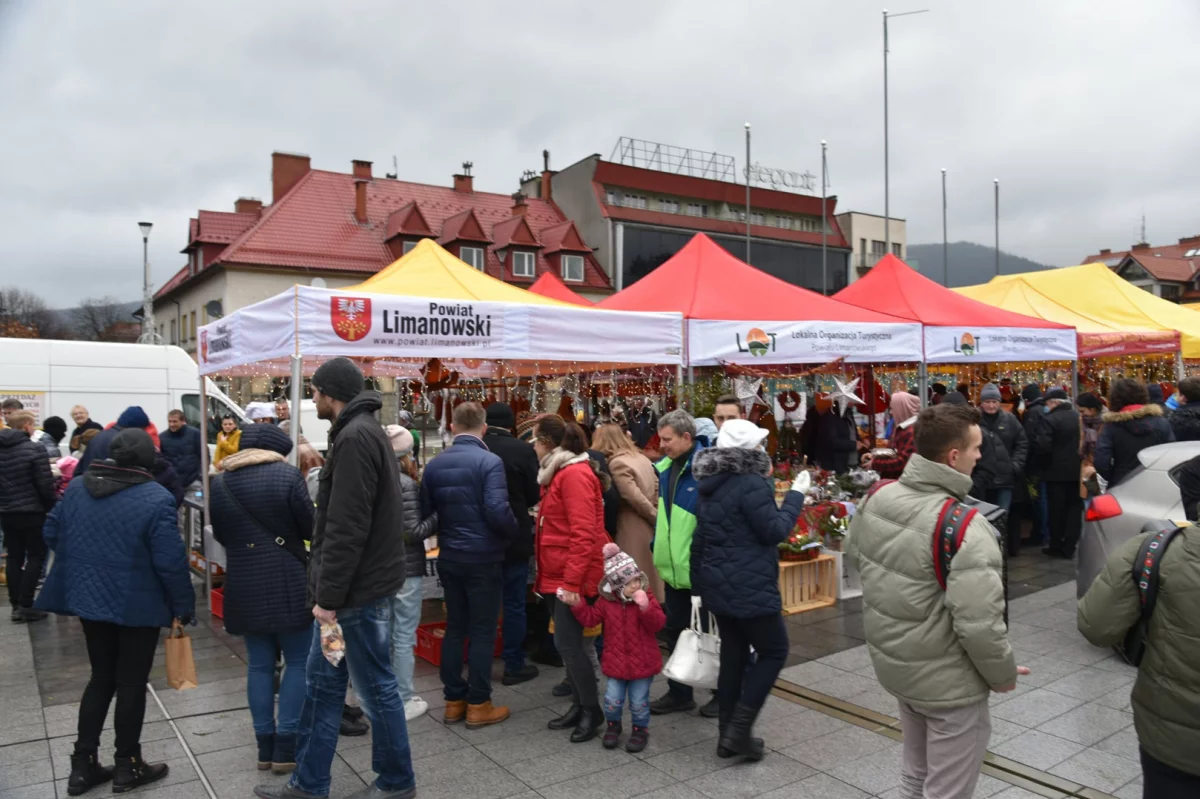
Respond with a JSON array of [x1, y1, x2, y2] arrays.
[[0, 338, 246, 450]]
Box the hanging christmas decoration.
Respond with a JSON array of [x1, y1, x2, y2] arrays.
[[828, 377, 865, 416]]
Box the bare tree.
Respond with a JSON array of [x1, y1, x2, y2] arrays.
[[0, 286, 61, 338], [73, 297, 134, 342]]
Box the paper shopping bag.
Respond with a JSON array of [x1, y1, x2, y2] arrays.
[[165, 621, 199, 691]]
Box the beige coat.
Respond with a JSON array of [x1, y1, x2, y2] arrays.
[[607, 449, 662, 600], [847, 454, 1016, 710]]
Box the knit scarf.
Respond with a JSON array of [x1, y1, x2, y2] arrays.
[[538, 447, 589, 486], [221, 448, 286, 472]]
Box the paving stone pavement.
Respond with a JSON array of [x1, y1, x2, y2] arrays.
[[0, 560, 1144, 799]]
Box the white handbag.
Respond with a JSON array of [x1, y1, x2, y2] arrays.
[[662, 596, 721, 690]]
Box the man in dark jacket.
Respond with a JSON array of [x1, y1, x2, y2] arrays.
[[1020, 384, 1049, 545], [0, 410, 57, 622], [1169, 377, 1200, 442], [69, 405, 104, 449], [420, 402, 517, 729], [257, 357, 415, 799], [627, 398, 658, 450], [977, 383, 1028, 517], [941, 393, 996, 500], [483, 402, 541, 687], [76, 406, 150, 475], [1033, 389, 1083, 558], [161, 409, 203, 487]]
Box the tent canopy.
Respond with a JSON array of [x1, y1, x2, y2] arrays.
[[956, 277, 1180, 358], [984, 263, 1200, 359], [598, 233, 922, 364], [528, 272, 594, 305], [834, 254, 1076, 363]]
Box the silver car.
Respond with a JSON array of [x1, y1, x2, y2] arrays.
[[1077, 441, 1200, 597]]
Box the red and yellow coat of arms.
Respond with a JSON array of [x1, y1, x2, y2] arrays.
[[331, 297, 371, 342]]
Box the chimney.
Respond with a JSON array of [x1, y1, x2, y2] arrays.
[[453, 161, 474, 193], [1099, 248, 1111, 255], [1133, 242, 1151, 250], [354, 179, 368, 224], [234, 197, 263, 216], [511, 193, 527, 216], [352, 159, 373, 179], [1180, 235, 1200, 246], [540, 149, 552, 202], [272, 151, 311, 204]]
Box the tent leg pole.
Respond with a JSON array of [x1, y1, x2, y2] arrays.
[[676, 363, 684, 408], [686, 365, 695, 410], [289, 355, 303, 467], [918, 362, 929, 409], [1176, 352, 1185, 383], [199, 374, 212, 608], [1071, 360, 1080, 400]]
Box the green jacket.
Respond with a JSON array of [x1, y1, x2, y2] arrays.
[[1078, 528, 1200, 776], [653, 445, 702, 590], [847, 455, 1016, 710]]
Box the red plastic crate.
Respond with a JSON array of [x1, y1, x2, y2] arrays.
[[414, 622, 502, 666], [210, 587, 224, 619]]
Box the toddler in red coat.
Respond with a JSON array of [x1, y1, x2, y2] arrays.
[[564, 542, 666, 753]]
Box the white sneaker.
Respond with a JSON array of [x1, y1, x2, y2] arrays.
[[404, 696, 428, 721]]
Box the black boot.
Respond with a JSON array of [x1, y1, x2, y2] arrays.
[[343, 703, 364, 721], [717, 703, 765, 762], [66, 749, 112, 796], [547, 703, 582, 730], [271, 733, 297, 774], [716, 707, 735, 759], [570, 705, 603, 743], [111, 754, 169, 794], [255, 733, 274, 771]]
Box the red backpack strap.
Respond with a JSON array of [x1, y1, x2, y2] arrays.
[[933, 499, 978, 590]]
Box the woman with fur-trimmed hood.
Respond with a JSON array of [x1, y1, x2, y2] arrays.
[[691, 420, 807, 762], [1095, 378, 1175, 487]]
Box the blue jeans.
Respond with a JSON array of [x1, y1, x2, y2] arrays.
[[245, 629, 311, 736], [291, 600, 415, 796], [438, 559, 502, 704], [389, 578, 422, 703], [986, 488, 1013, 518], [501, 560, 528, 673], [604, 677, 652, 728]]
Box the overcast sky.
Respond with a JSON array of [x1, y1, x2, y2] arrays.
[[1, 0, 1197, 306]]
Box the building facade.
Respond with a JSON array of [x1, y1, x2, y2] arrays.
[[153, 152, 611, 355], [1081, 235, 1200, 303], [530, 142, 853, 295], [833, 212, 907, 284]]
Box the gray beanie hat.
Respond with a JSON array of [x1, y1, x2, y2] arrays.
[[979, 383, 1002, 402]]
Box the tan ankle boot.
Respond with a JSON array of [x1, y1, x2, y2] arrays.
[[443, 700, 468, 724], [466, 701, 510, 730]]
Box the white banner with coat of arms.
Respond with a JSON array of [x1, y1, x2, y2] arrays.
[[922, 325, 1077, 363], [687, 319, 923, 365]]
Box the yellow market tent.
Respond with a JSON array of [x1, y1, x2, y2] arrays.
[[1186, 303, 1200, 312], [967, 263, 1200, 358], [956, 275, 1180, 358], [345, 238, 572, 306]]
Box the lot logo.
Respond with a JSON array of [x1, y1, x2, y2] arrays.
[[200, 323, 233, 364], [954, 332, 978, 357], [735, 327, 776, 357], [331, 297, 371, 342]]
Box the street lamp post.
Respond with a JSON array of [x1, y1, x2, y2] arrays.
[[138, 221, 160, 344], [821, 139, 828, 295], [883, 8, 929, 254], [744, 122, 752, 265], [941, 168, 948, 286], [994, 178, 1000, 277]]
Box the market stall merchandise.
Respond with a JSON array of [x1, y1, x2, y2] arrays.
[[834, 254, 1077, 363], [598, 233, 922, 365]]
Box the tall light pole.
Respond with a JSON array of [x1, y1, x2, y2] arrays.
[[821, 139, 828, 294], [137, 221, 161, 344], [883, 8, 929, 254], [941, 168, 948, 285], [744, 122, 752, 265], [994, 178, 1000, 277]]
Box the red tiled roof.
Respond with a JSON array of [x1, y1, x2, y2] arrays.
[[490, 215, 541, 250], [384, 202, 434, 239], [155, 265, 191, 298], [1082, 236, 1200, 269], [1123, 254, 1199, 283], [158, 165, 612, 299], [194, 210, 258, 244], [539, 220, 590, 254], [437, 208, 492, 245]]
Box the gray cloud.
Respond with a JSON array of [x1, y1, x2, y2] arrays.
[[1, 0, 1197, 305]]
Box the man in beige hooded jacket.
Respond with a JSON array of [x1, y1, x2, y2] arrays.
[[848, 403, 1025, 799]]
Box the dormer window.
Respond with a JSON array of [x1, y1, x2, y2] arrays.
[[402, 241, 418, 255], [512, 251, 535, 278], [562, 254, 584, 283], [460, 246, 484, 270]]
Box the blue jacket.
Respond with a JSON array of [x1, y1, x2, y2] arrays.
[[161, 424, 203, 487], [37, 464, 195, 627], [420, 435, 517, 564], [75, 425, 120, 475], [691, 446, 804, 618], [211, 450, 314, 636]]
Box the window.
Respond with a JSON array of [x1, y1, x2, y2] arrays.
[[606, 190, 621, 205], [775, 216, 790, 229], [892, 242, 902, 257], [460, 246, 484, 270], [190, 311, 197, 341], [623, 194, 647, 209], [870, 240, 887, 256], [728, 208, 745, 222], [1161, 284, 1182, 302], [183, 394, 242, 445], [659, 199, 680, 214], [750, 212, 765, 226], [686, 203, 708, 217], [860, 238, 867, 254], [201, 306, 208, 326], [512, 251, 535, 278], [402, 240, 418, 254], [170, 318, 177, 345], [562, 254, 585, 282]]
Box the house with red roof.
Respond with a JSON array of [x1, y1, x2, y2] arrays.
[[152, 152, 611, 355], [1080, 235, 1200, 303]]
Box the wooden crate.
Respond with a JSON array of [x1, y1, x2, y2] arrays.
[[779, 554, 838, 615]]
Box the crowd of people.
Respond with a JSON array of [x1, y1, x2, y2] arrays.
[[2, 364, 1198, 798]]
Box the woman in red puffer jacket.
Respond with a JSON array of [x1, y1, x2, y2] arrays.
[[533, 414, 608, 743]]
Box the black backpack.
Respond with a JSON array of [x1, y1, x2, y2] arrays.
[[1119, 525, 1183, 667]]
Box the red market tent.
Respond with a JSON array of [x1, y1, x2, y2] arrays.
[[597, 233, 922, 364], [528, 272, 594, 305], [833, 254, 1077, 362]]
